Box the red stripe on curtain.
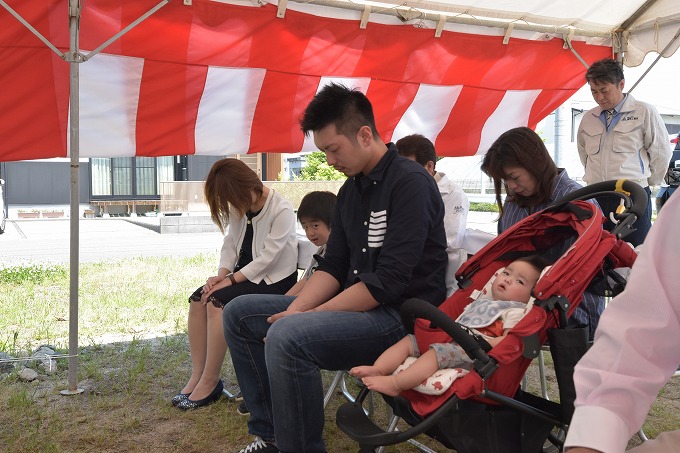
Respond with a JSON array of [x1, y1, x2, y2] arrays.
[[435, 87, 505, 155], [0, 49, 69, 160], [136, 61, 207, 156], [249, 73, 320, 154]]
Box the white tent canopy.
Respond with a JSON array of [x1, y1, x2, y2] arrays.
[[277, 0, 680, 66]]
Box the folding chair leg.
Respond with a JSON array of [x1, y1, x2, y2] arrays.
[[405, 439, 438, 453], [538, 350, 550, 400], [323, 370, 347, 408], [375, 414, 400, 453], [324, 370, 374, 416], [222, 387, 237, 400]]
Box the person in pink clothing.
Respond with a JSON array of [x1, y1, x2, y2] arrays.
[[565, 192, 680, 452]]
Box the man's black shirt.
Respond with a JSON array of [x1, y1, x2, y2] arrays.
[[317, 144, 448, 308]]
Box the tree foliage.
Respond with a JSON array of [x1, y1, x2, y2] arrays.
[[299, 151, 346, 181]]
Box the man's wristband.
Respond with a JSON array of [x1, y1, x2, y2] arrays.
[[227, 273, 237, 285]]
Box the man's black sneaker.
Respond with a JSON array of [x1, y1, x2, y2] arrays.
[[237, 400, 250, 415], [237, 436, 278, 453]]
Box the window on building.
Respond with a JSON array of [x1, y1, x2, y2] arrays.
[[91, 157, 174, 198]]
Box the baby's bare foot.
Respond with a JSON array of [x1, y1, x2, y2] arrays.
[[362, 375, 402, 396], [350, 365, 381, 378]]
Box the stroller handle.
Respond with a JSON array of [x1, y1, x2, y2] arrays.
[[551, 179, 647, 220], [550, 179, 647, 240], [401, 298, 492, 367]]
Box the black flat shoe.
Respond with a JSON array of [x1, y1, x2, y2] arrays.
[[171, 392, 190, 406], [176, 380, 223, 410]]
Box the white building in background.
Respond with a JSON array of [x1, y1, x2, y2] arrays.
[[282, 151, 312, 180]]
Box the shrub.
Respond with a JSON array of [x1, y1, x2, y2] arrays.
[[470, 202, 499, 212]]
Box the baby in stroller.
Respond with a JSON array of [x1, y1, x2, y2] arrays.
[[350, 256, 548, 397]]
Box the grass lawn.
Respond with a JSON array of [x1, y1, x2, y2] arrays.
[[0, 256, 677, 452]]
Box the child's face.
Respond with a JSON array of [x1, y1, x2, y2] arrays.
[[300, 218, 331, 247], [491, 261, 541, 303]]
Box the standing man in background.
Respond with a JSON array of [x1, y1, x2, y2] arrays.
[[577, 58, 671, 247], [396, 134, 469, 296]]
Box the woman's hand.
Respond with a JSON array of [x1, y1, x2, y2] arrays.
[[203, 275, 224, 292], [200, 275, 230, 304]]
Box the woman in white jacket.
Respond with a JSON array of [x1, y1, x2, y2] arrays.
[[173, 158, 298, 410]]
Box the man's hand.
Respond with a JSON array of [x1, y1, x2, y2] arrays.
[[267, 309, 305, 324]]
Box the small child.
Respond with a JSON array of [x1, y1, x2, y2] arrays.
[[350, 255, 548, 396], [286, 191, 337, 296]]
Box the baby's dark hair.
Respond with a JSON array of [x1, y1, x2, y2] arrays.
[[297, 191, 337, 227], [514, 254, 551, 276]]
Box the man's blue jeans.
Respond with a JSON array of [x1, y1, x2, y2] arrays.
[[222, 293, 406, 453]]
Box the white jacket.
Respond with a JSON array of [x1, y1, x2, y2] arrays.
[[435, 172, 469, 297], [219, 190, 298, 285], [577, 93, 671, 188]]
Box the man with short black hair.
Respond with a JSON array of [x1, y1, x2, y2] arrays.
[[224, 83, 448, 453], [577, 58, 671, 246]]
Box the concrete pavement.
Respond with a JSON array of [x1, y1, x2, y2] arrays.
[[0, 218, 224, 266], [0, 212, 499, 266]]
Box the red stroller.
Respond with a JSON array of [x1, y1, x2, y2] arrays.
[[337, 180, 645, 453]]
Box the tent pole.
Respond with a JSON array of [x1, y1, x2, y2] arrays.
[[2, 0, 171, 395], [61, 0, 83, 396], [56, 1, 169, 395]]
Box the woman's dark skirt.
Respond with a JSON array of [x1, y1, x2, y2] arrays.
[[189, 271, 298, 308]]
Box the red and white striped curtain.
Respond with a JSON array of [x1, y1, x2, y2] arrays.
[[0, 0, 611, 161]]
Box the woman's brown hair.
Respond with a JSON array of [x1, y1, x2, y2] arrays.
[[480, 127, 558, 219], [204, 158, 263, 233]]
